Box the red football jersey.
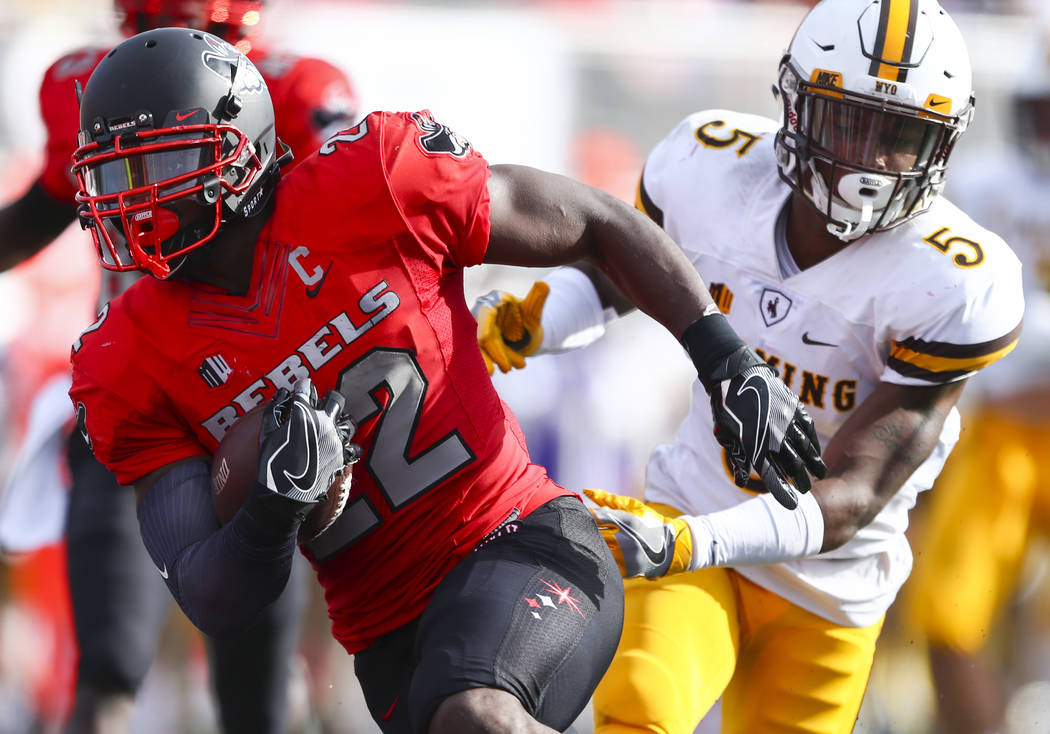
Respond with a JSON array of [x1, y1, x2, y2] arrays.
[[37, 44, 357, 203], [70, 111, 570, 653]]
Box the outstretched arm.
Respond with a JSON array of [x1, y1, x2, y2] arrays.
[[484, 164, 827, 507], [0, 181, 77, 272], [486, 164, 710, 339], [589, 379, 967, 578]]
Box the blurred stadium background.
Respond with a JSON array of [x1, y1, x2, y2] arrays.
[[0, 0, 1047, 732]]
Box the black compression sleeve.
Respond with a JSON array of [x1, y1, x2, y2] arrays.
[[0, 181, 77, 272], [136, 460, 300, 637]]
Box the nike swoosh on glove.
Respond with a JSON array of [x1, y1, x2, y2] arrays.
[[684, 314, 827, 510], [584, 488, 694, 579], [708, 348, 827, 510], [473, 281, 549, 374], [257, 378, 355, 520]]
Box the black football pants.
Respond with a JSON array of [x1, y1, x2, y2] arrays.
[[354, 495, 625, 733]]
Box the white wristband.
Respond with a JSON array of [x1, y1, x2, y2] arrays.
[[682, 491, 825, 570], [537, 267, 618, 354]]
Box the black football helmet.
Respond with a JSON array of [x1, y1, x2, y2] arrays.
[[73, 27, 283, 279]]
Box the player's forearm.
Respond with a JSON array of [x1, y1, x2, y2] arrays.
[[685, 396, 950, 565], [486, 164, 716, 341], [813, 381, 963, 551], [682, 491, 825, 569], [0, 181, 76, 272], [136, 461, 298, 637], [580, 195, 715, 340]]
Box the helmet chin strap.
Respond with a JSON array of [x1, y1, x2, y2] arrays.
[[827, 196, 874, 242]]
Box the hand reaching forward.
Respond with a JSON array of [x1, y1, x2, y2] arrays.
[[473, 281, 550, 374], [584, 489, 695, 579]]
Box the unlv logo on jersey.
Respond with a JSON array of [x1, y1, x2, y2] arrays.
[[411, 112, 471, 158], [760, 288, 792, 327], [199, 354, 233, 388]]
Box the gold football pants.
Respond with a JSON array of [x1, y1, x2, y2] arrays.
[[593, 506, 884, 734], [907, 410, 1050, 652]]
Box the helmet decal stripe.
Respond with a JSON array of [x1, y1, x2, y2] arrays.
[[868, 0, 919, 83]]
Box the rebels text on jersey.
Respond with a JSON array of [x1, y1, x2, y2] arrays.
[[69, 111, 569, 652]]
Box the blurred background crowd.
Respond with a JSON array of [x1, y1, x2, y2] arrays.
[[0, 0, 1048, 732]]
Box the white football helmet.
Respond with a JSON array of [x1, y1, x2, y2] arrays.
[[774, 0, 974, 241]]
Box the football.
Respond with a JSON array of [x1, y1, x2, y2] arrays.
[[210, 403, 353, 544]]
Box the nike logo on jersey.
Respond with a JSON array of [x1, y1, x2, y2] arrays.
[[305, 264, 331, 298], [801, 332, 838, 347], [288, 245, 332, 296], [158, 564, 169, 579]]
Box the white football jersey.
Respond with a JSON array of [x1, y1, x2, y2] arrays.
[[946, 149, 1050, 399], [639, 109, 1024, 627]]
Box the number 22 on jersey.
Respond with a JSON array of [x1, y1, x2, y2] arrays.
[[304, 348, 476, 560]]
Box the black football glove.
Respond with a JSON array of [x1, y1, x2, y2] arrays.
[[255, 378, 359, 523], [684, 313, 827, 510]]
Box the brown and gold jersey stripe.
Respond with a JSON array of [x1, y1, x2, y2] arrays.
[[888, 320, 1022, 382], [867, 0, 919, 83], [635, 173, 664, 228]]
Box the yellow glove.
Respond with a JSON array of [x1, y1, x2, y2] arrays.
[[474, 281, 550, 375], [584, 488, 695, 579]]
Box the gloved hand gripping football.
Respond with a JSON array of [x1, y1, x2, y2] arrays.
[[473, 281, 550, 374], [684, 314, 827, 510], [256, 378, 360, 523]]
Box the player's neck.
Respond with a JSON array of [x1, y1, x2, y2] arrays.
[[784, 193, 853, 270], [176, 205, 273, 294]]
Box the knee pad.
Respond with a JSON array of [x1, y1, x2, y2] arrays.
[[594, 646, 698, 733]]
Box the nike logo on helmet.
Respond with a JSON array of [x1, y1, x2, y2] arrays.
[[801, 332, 838, 347]]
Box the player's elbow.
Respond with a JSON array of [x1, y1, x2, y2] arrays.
[[180, 568, 290, 638]]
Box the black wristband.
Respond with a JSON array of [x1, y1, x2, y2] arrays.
[[682, 313, 748, 391], [244, 486, 308, 535]]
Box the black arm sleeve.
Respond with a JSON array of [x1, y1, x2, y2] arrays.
[[136, 460, 300, 637], [0, 180, 78, 272]]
